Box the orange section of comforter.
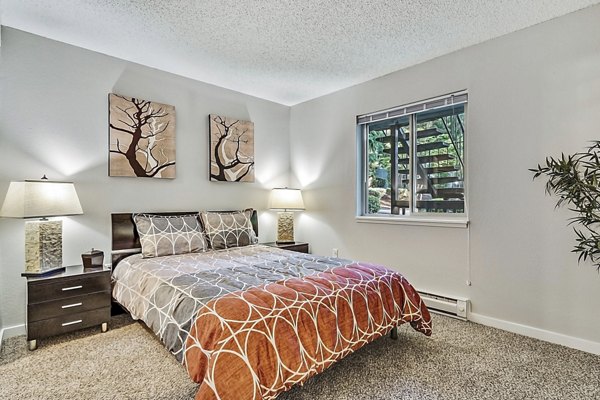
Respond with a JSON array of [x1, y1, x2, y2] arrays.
[[184, 262, 431, 400]]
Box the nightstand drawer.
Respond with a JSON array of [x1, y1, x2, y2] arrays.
[[28, 272, 110, 303], [28, 291, 111, 322], [27, 307, 110, 340]]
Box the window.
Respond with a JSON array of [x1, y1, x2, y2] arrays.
[[358, 92, 467, 219]]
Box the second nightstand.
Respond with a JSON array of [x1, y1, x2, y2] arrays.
[[23, 265, 111, 350], [262, 242, 309, 254]]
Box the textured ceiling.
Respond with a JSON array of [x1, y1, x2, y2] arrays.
[[1, 0, 599, 105]]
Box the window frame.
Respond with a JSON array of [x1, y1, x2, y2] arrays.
[[356, 91, 469, 228]]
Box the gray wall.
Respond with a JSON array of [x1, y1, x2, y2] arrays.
[[0, 27, 290, 330], [290, 5, 600, 350], [2, 4, 600, 352]]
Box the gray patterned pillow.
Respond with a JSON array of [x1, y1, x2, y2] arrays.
[[199, 209, 258, 250], [133, 214, 208, 258]]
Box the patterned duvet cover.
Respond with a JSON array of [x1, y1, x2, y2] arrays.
[[112, 244, 431, 400]]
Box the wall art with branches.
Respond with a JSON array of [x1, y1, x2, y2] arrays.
[[209, 114, 255, 182], [109, 93, 176, 178]]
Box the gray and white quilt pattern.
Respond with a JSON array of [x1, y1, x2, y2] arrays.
[[112, 245, 348, 361]]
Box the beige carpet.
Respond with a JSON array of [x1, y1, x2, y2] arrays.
[[1, 314, 599, 400], [0, 315, 197, 400]]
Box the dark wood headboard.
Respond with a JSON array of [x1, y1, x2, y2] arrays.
[[111, 210, 259, 268]]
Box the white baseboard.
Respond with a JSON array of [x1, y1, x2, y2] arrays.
[[0, 324, 26, 340], [469, 313, 600, 355], [0, 324, 26, 353]]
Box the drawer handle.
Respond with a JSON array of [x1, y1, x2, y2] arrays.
[[61, 285, 83, 291], [61, 302, 83, 309], [62, 319, 83, 327]]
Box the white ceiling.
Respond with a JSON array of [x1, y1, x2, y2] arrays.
[[1, 0, 599, 105]]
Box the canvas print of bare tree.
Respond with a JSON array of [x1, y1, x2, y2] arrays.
[[109, 93, 176, 178], [209, 114, 255, 182]]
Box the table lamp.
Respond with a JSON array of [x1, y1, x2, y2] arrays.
[[0, 176, 83, 275], [269, 187, 304, 244]]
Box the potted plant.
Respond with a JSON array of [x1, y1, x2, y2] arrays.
[[530, 141, 600, 271]]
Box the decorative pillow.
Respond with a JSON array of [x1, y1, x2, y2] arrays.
[[199, 209, 258, 250], [133, 214, 208, 258]]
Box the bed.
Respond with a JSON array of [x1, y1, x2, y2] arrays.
[[111, 210, 432, 400]]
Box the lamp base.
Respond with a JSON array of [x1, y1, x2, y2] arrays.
[[25, 220, 63, 275], [276, 211, 295, 243]]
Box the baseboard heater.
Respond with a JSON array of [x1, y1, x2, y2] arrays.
[[417, 291, 469, 320]]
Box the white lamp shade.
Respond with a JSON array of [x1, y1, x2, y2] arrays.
[[269, 188, 305, 211], [0, 180, 83, 218]]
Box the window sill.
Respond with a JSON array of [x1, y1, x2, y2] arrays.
[[355, 215, 469, 228]]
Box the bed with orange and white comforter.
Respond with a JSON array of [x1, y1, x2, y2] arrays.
[[112, 244, 431, 399]]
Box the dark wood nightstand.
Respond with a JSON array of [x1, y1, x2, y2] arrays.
[[23, 265, 111, 350], [262, 242, 309, 254]]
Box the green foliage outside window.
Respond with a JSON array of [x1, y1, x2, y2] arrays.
[[368, 130, 391, 185], [368, 194, 381, 214]]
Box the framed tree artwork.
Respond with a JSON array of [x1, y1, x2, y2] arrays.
[[209, 114, 255, 182], [109, 93, 176, 178]]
